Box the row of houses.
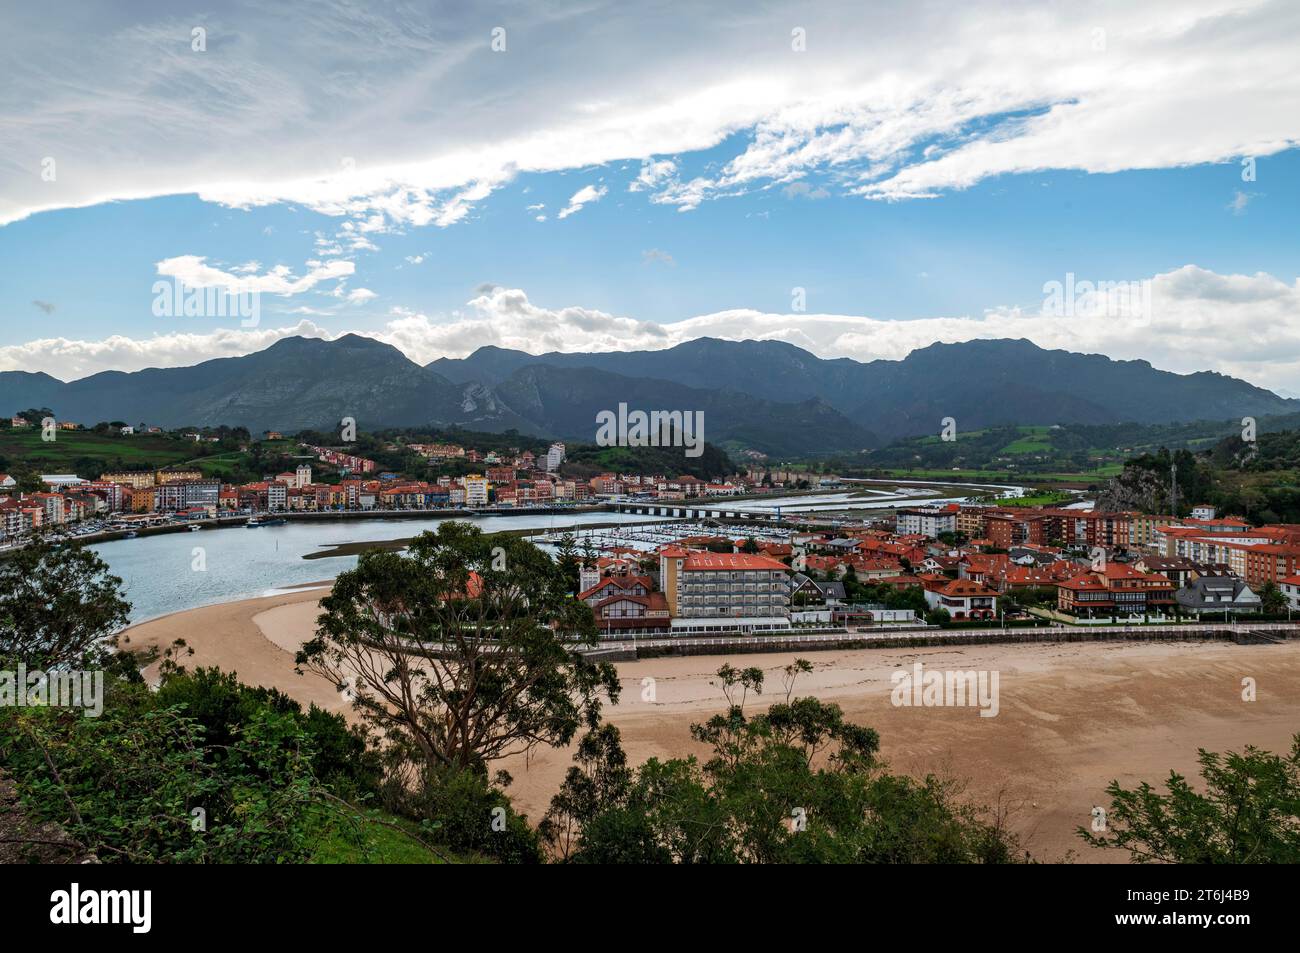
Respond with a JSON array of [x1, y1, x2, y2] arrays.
[[777, 512, 1293, 619], [406, 441, 567, 472], [893, 501, 1300, 595]]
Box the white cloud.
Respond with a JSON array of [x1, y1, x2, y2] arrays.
[[7, 268, 1300, 397], [782, 182, 830, 200], [557, 184, 607, 219], [629, 159, 677, 192], [383, 269, 1300, 397], [6, 1, 1294, 226], [0, 321, 331, 380], [1227, 190, 1258, 214], [155, 256, 354, 296]]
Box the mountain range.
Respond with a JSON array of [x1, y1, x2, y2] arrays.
[[1, 335, 1294, 458]]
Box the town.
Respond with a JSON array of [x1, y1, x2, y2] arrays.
[[4, 414, 1299, 636]]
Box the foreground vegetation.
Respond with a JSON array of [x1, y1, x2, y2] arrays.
[[2, 535, 1296, 864]]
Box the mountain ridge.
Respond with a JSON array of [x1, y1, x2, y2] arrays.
[[2, 335, 1294, 455]]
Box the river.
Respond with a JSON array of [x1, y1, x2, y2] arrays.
[[93, 509, 665, 622], [92, 484, 1019, 622]]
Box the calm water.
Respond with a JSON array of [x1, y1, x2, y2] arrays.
[[94, 511, 662, 622], [93, 485, 1018, 622]]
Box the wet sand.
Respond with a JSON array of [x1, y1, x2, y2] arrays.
[[124, 588, 1300, 862]]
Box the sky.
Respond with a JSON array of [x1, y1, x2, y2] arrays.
[[1, 0, 1298, 392]]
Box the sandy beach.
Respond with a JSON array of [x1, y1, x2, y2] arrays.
[[124, 587, 1300, 862]]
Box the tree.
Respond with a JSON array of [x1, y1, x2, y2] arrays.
[[153, 665, 380, 797], [740, 536, 761, 554], [1079, 735, 1300, 863], [554, 531, 582, 594], [539, 723, 632, 860], [1257, 581, 1286, 615], [1, 700, 323, 863], [298, 521, 620, 777], [547, 660, 1027, 864], [925, 607, 951, 626], [16, 407, 54, 427], [0, 543, 130, 669]]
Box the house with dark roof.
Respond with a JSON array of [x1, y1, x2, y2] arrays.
[[1174, 577, 1261, 616], [790, 573, 846, 606]]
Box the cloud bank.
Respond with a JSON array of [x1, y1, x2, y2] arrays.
[[5, 266, 1299, 397], [2, 0, 1296, 228]]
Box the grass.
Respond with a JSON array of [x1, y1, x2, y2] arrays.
[[993, 491, 1075, 507], [190, 452, 253, 480], [0, 429, 196, 470], [999, 436, 1053, 454], [307, 806, 459, 864], [876, 465, 1122, 484], [0, 429, 297, 482]]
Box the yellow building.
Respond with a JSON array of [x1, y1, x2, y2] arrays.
[[100, 470, 156, 489], [464, 475, 490, 507], [1131, 514, 1177, 551], [157, 469, 203, 484]]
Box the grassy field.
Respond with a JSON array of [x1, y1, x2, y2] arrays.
[[998, 427, 1054, 454], [992, 490, 1076, 506], [192, 451, 254, 480], [0, 429, 198, 471], [877, 465, 1121, 484]]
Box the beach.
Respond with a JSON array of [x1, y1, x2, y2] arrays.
[[125, 588, 1300, 862]]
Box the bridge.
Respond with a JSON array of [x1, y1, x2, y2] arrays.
[[604, 500, 782, 521]]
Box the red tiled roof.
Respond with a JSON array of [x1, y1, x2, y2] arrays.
[[682, 552, 789, 571], [937, 579, 998, 597], [578, 574, 654, 601]]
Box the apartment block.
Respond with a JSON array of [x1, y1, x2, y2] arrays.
[[659, 548, 791, 631]]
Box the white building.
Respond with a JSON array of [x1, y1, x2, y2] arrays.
[[40, 474, 86, 489], [660, 549, 792, 632], [1281, 575, 1300, 612], [464, 475, 489, 507], [295, 464, 312, 488], [1191, 504, 1217, 520], [896, 506, 957, 538], [546, 442, 566, 472], [267, 482, 287, 510]]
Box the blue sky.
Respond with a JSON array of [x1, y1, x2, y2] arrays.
[[3, 146, 1297, 340], [1, 0, 1298, 392]]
